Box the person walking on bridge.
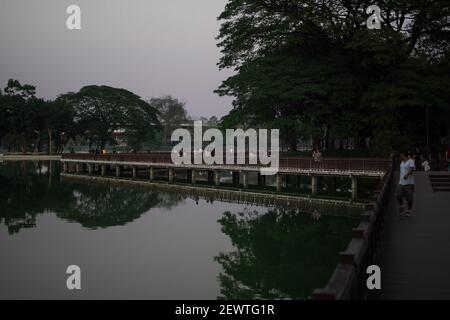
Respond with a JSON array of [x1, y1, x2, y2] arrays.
[[397, 151, 416, 217]]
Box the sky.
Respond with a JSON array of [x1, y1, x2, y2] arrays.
[[0, 0, 234, 118]]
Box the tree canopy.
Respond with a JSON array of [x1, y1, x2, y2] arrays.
[[0, 81, 174, 153], [59, 85, 161, 150], [216, 0, 450, 153], [149, 95, 190, 145]]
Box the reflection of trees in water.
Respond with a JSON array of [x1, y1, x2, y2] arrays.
[[215, 208, 358, 300], [0, 162, 184, 233], [0, 161, 65, 234], [55, 184, 161, 229], [55, 181, 186, 228], [152, 192, 187, 211]]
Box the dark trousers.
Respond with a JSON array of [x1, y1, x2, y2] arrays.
[[396, 184, 415, 210]]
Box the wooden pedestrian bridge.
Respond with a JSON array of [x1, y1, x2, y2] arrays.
[[60, 152, 402, 299], [60, 153, 390, 201]]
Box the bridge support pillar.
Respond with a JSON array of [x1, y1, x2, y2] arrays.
[[351, 176, 358, 201], [88, 164, 93, 175], [276, 174, 282, 192], [214, 171, 220, 187], [115, 165, 121, 178], [168, 168, 174, 183], [242, 172, 248, 188], [311, 176, 318, 196], [149, 167, 154, 180], [132, 166, 137, 179], [101, 165, 106, 176], [191, 170, 197, 184]]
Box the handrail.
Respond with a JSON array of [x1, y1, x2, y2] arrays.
[[312, 157, 395, 300], [61, 153, 391, 173]]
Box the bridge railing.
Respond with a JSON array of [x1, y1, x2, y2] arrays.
[[312, 157, 395, 300], [61, 153, 391, 173]]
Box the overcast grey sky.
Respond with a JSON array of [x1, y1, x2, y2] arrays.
[[0, 0, 233, 118]]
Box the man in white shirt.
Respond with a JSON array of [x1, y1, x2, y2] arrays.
[[397, 151, 416, 217]]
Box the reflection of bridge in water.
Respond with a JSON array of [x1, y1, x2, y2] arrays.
[[61, 173, 364, 217], [61, 153, 390, 201]]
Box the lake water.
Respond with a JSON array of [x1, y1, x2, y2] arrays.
[[0, 161, 359, 299]]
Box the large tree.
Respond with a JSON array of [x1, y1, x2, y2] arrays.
[[0, 79, 76, 153], [60, 86, 161, 150], [216, 0, 450, 153], [36, 99, 76, 154], [0, 80, 40, 152], [148, 95, 189, 145]]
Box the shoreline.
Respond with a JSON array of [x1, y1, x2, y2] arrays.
[[0, 154, 62, 161]]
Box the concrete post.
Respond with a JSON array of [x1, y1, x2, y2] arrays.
[[242, 172, 248, 188], [311, 176, 318, 196], [168, 168, 174, 183], [276, 174, 282, 192], [191, 170, 197, 184], [63, 163, 68, 173], [351, 176, 358, 201], [75, 163, 81, 174], [101, 165, 106, 176], [149, 167, 154, 180], [214, 171, 220, 187], [88, 164, 93, 175], [132, 166, 137, 179], [115, 165, 121, 178]]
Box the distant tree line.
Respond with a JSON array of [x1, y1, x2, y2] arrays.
[[0, 80, 211, 153], [216, 0, 450, 155]]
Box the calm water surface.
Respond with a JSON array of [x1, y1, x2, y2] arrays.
[[0, 161, 359, 299]]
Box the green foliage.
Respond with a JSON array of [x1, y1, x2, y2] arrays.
[[0, 162, 184, 232], [0, 81, 190, 152], [148, 95, 189, 145], [59, 85, 161, 150], [215, 209, 358, 299], [217, 0, 450, 154], [0, 80, 41, 152]]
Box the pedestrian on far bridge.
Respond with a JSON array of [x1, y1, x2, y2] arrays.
[[397, 151, 416, 217]]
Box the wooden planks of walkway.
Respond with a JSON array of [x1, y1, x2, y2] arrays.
[[374, 172, 450, 299]]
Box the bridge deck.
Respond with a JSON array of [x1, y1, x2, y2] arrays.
[[374, 172, 450, 299]]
